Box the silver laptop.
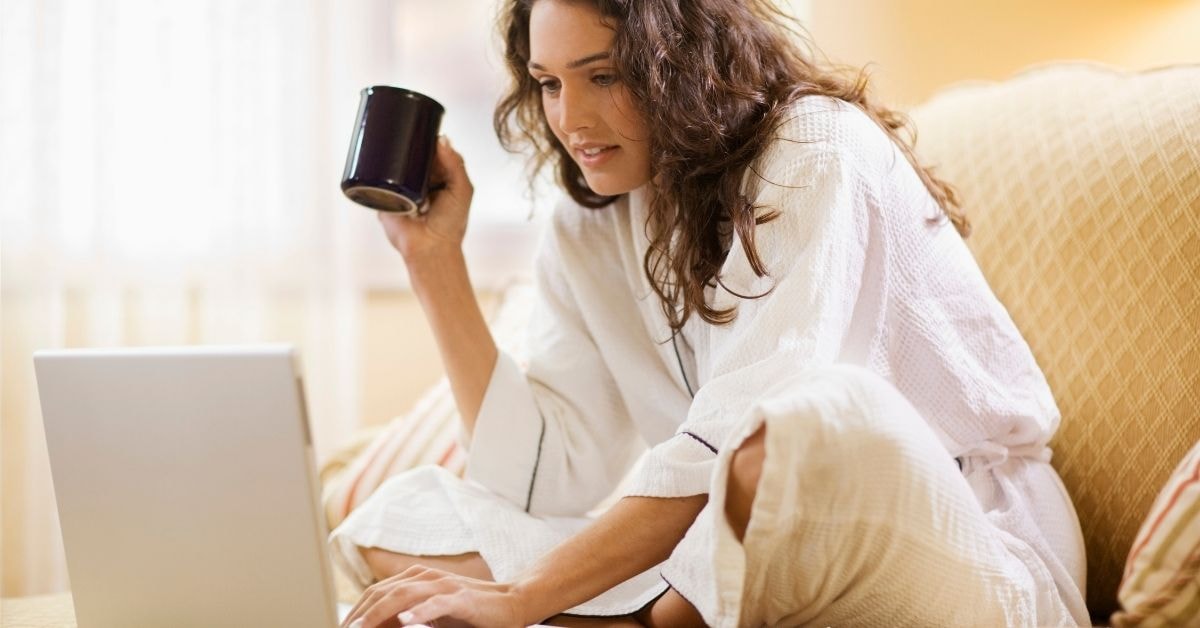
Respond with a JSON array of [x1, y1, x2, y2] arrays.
[[34, 345, 351, 627]]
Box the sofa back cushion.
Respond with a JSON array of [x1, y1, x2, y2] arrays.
[[909, 62, 1200, 619]]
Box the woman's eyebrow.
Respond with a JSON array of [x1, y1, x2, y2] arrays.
[[528, 51, 610, 71]]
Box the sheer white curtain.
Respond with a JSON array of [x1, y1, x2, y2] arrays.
[[0, 0, 532, 597], [0, 0, 811, 597]]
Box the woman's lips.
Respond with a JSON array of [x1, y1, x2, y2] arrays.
[[575, 144, 619, 167]]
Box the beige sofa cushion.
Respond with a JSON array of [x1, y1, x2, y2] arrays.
[[910, 62, 1200, 619]]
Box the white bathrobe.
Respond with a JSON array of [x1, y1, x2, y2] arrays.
[[329, 96, 1090, 626]]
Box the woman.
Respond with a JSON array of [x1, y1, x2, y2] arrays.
[[335, 0, 1088, 626]]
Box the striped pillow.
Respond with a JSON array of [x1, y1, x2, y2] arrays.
[[321, 378, 470, 529], [1114, 440, 1200, 626]]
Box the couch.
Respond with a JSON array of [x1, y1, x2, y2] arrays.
[[5, 62, 1197, 628], [908, 62, 1200, 622]]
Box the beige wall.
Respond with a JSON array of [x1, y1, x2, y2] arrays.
[[359, 290, 499, 428], [809, 0, 1200, 107]]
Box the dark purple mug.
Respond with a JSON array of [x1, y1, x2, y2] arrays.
[[341, 86, 445, 214]]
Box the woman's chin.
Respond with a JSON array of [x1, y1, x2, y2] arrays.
[[582, 173, 649, 198]]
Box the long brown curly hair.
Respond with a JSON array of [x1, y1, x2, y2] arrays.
[[494, 0, 969, 333]]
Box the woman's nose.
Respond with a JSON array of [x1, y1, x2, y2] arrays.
[[557, 86, 596, 133]]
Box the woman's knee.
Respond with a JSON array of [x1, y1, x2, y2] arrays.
[[724, 424, 766, 543], [758, 366, 942, 470]]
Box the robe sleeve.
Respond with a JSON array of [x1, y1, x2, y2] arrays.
[[624, 111, 882, 499], [464, 210, 642, 517]]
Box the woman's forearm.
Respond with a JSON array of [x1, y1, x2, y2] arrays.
[[512, 494, 709, 624], [405, 247, 498, 436]]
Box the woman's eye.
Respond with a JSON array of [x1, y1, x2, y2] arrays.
[[538, 80, 561, 94], [592, 74, 617, 87]]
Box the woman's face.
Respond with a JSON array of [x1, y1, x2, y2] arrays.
[[528, 0, 651, 196]]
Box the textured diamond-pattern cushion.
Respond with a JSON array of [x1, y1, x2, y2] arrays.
[[910, 62, 1200, 620]]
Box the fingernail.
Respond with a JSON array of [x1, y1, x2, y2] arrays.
[[398, 611, 415, 624], [348, 619, 363, 628]]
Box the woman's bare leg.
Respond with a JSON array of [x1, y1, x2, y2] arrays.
[[725, 425, 766, 542], [634, 588, 706, 627], [543, 615, 644, 627], [359, 547, 494, 582]]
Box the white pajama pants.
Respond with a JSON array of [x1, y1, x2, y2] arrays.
[[663, 365, 1088, 626]]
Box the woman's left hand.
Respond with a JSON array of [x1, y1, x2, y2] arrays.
[[341, 566, 528, 628]]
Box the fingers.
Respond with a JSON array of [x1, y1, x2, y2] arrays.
[[341, 567, 420, 628], [341, 580, 389, 628], [349, 568, 454, 628], [399, 592, 463, 627], [429, 136, 473, 198], [340, 564, 515, 628], [359, 587, 441, 628]]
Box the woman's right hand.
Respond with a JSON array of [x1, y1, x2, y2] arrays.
[[377, 136, 474, 262]]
